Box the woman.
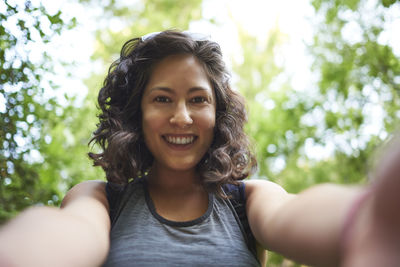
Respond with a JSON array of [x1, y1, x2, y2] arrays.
[[89, 30, 262, 266], [0, 30, 399, 267]]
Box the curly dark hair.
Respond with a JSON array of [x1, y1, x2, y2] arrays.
[[89, 30, 257, 195]]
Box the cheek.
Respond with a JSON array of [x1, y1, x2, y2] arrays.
[[141, 109, 163, 141], [199, 110, 216, 134]]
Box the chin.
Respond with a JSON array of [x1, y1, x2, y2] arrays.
[[164, 160, 199, 172]]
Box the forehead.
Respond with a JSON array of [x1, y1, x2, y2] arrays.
[[145, 54, 212, 92]]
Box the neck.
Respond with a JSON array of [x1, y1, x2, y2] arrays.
[[147, 164, 202, 194], [145, 163, 209, 222]]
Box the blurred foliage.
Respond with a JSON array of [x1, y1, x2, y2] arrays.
[[235, 0, 400, 193], [88, 0, 203, 66], [0, 0, 78, 221]]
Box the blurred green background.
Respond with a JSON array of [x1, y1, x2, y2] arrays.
[[1, 0, 399, 265]]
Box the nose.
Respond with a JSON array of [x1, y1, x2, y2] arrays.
[[170, 102, 193, 128]]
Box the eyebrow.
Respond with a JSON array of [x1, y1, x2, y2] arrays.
[[147, 86, 212, 95]]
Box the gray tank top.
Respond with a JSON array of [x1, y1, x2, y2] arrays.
[[103, 178, 260, 266]]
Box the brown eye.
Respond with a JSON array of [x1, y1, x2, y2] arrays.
[[154, 96, 171, 103], [191, 96, 207, 103]]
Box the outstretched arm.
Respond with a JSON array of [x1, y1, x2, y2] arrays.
[[246, 135, 400, 267], [245, 180, 362, 266], [0, 180, 110, 267]]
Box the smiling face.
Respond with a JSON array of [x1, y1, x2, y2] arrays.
[[141, 54, 216, 173]]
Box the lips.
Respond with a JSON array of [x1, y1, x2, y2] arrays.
[[163, 135, 197, 145]]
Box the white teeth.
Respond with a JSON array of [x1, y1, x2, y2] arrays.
[[165, 136, 194, 145]]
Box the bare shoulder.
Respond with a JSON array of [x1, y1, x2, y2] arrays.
[[244, 179, 290, 200], [244, 179, 294, 224], [61, 180, 108, 208]]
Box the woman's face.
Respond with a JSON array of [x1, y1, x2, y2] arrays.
[[141, 54, 216, 172]]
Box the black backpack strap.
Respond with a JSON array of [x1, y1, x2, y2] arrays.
[[222, 182, 257, 259], [105, 182, 126, 227]]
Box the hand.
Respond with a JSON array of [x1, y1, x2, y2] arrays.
[[341, 133, 400, 267]]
